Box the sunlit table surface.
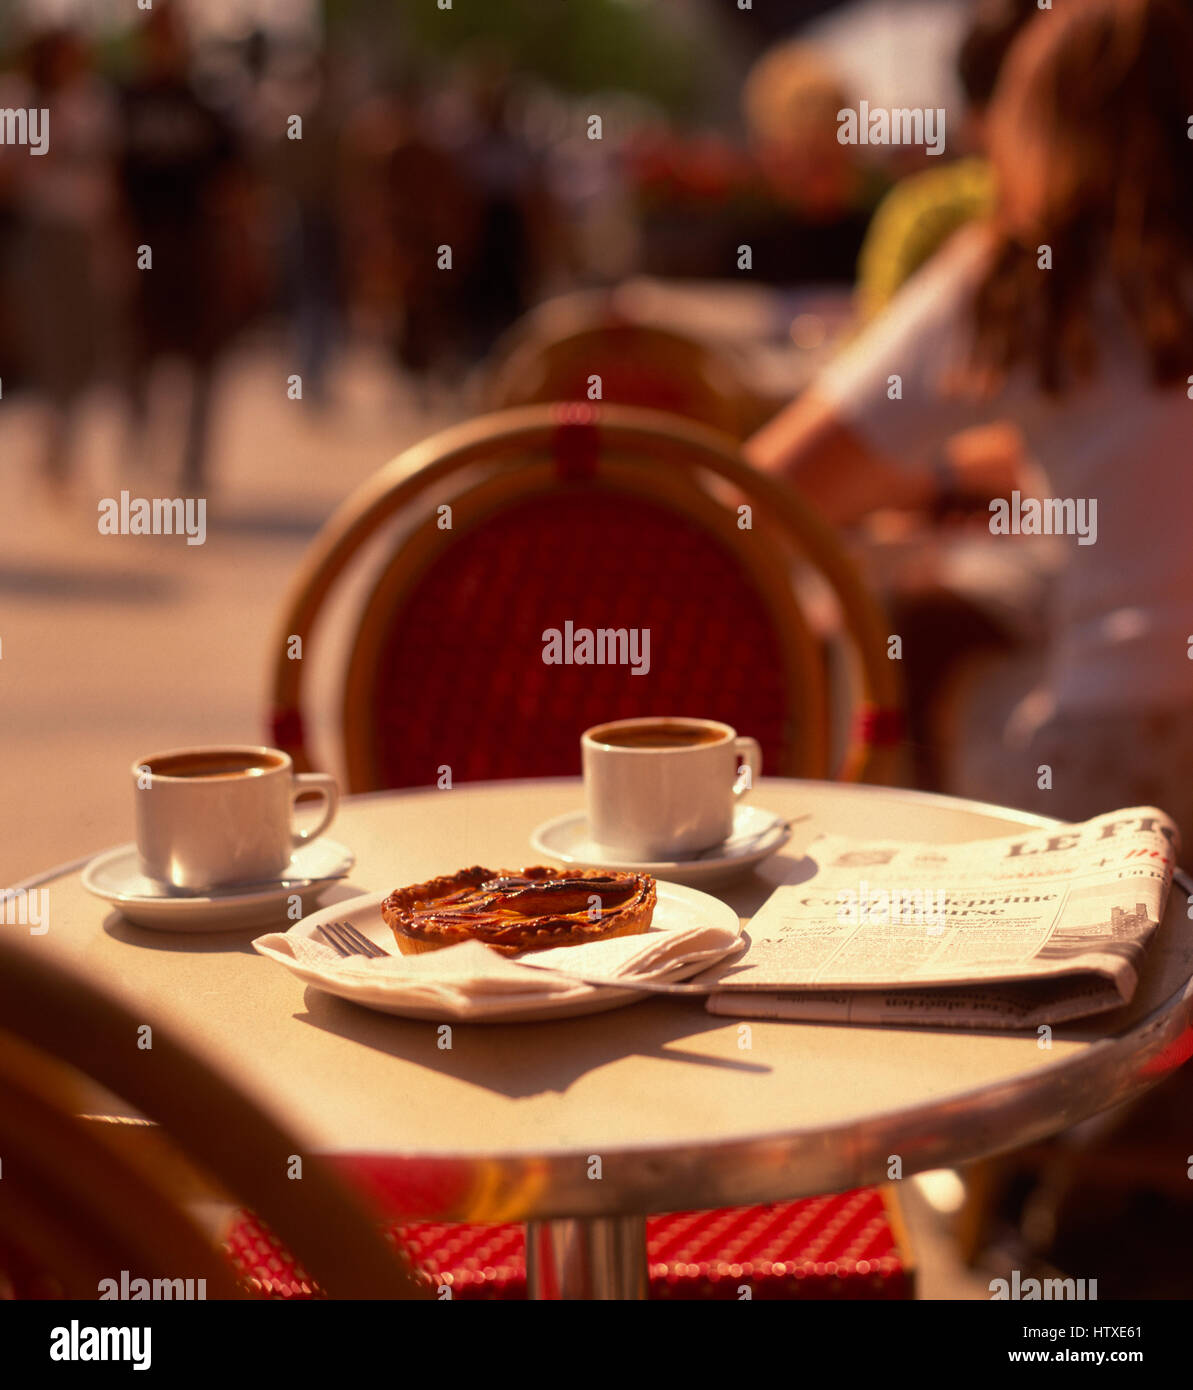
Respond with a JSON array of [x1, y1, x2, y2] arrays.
[[26, 777, 1193, 1295]]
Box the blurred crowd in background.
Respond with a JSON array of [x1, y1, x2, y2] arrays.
[[7, 0, 1193, 838], [0, 0, 971, 493]]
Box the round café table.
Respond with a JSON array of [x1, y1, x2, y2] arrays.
[[27, 778, 1193, 1299]]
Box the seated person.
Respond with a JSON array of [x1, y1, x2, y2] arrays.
[[747, 0, 1193, 846]]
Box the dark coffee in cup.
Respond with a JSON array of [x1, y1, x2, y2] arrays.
[[145, 750, 286, 779], [588, 721, 725, 750]]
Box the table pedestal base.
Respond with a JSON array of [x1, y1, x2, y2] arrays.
[[525, 1215, 648, 1299]]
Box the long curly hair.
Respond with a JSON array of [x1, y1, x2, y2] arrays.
[[970, 0, 1193, 395]]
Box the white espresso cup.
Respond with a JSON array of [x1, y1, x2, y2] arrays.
[[582, 716, 762, 860], [132, 745, 338, 890]]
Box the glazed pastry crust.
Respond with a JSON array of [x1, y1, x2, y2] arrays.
[[381, 865, 656, 955]]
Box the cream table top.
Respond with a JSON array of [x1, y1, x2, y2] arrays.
[[33, 778, 1193, 1223]]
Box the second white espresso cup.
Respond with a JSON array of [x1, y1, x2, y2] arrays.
[[582, 716, 762, 860], [132, 745, 339, 890]]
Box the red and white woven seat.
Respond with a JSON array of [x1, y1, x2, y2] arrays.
[[225, 1189, 914, 1301]]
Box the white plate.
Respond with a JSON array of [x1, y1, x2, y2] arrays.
[[529, 804, 793, 886], [82, 839, 355, 932], [261, 882, 742, 1023]]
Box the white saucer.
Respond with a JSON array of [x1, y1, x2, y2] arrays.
[[529, 805, 792, 887], [82, 839, 356, 932]]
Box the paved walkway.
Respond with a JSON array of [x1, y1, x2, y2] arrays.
[[0, 339, 460, 885]]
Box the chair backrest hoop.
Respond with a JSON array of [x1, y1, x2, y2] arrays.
[[485, 303, 751, 437]]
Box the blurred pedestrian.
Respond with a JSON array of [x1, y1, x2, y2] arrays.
[[453, 63, 556, 360], [741, 40, 885, 284], [749, 0, 1193, 841], [116, 3, 243, 493], [3, 27, 120, 495]]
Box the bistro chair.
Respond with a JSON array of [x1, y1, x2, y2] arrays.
[[0, 932, 423, 1300], [251, 403, 913, 1300], [269, 403, 903, 789], [483, 290, 757, 437]]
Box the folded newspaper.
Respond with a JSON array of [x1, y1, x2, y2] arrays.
[[703, 807, 1179, 1030]]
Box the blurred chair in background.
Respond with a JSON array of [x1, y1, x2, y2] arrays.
[[483, 291, 758, 438]]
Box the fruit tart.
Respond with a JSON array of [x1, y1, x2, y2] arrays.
[[381, 865, 656, 955]]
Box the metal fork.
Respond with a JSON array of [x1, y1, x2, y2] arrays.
[[314, 919, 740, 996]]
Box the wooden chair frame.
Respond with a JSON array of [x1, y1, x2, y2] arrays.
[[0, 934, 424, 1300], [0, 1033, 244, 1299]]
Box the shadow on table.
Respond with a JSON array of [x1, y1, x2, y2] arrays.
[[720, 852, 818, 915], [99, 886, 371, 954], [102, 911, 268, 955], [294, 985, 774, 1100]]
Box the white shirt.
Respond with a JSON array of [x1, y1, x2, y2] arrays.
[[815, 226, 1193, 715]]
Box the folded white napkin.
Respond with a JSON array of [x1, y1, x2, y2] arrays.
[[253, 913, 740, 1020]]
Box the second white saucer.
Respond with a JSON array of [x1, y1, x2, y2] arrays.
[[529, 804, 792, 887], [82, 837, 356, 931]]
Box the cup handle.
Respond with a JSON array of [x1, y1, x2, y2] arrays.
[[291, 772, 338, 845], [732, 737, 762, 799]]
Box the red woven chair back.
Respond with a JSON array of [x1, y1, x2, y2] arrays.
[[270, 406, 900, 787], [356, 486, 794, 789]]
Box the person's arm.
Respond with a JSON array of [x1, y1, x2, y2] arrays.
[[746, 225, 1021, 523], [744, 388, 936, 525]]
